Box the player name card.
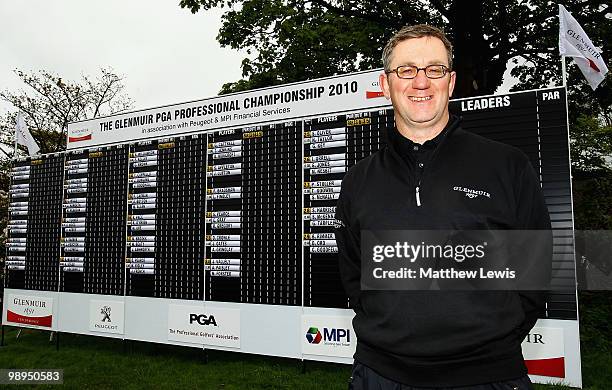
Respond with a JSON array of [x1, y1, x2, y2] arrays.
[[305, 127, 345, 137], [303, 187, 341, 195], [304, 160, 345, 169], [213, 151, 242, 159], [126, 257, 155, 264], [309, 140, 346, 150], [310, 167, 346, 175], [206, 211, 241, 217]]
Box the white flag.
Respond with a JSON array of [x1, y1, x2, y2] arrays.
[[559, 4, 609, 90], [15, 112, 40, 156]]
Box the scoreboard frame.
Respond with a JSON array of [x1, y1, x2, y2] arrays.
[[3, 69, 582, 387]]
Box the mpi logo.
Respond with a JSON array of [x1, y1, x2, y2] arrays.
[[306, 326, 350, 345], [306, 327, 323, 344], [189, 313, 218, 326]]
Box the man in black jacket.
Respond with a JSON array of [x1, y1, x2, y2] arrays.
[[334, 25, 551, 389]]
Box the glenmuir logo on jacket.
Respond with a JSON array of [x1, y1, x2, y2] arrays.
[[453, 186, 491, 199]]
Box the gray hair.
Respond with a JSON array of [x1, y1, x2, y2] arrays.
[[382, 24, 453, 71]]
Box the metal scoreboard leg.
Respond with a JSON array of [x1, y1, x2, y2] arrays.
[[1, 325, 4, 347]]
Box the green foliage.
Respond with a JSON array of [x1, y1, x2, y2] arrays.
[[570, 115, 612, 173], [578, 291, 612, 389], [214, 0, 391, 94], [573, 174, 612, 230], [181, 1, 611, 100]]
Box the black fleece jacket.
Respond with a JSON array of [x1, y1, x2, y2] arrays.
[[334, 115, 551, 386]]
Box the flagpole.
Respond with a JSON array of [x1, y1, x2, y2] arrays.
[[561, 55, 568, 88], [13, 112, 19, 160]]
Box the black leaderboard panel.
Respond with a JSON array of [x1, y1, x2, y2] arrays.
[[6, 155, 63, 291], [450, 87, 577, 320], [85, 145, 128, 295], [303, 110, 392, 308], [157, 135, 205, 300], [60, 146, 128, 295], [126, 135, 205, 299], [205, 123, 301, 305], [125, 140, 159, 296]]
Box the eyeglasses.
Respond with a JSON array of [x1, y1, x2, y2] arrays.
[[386, 64, 450, 79]]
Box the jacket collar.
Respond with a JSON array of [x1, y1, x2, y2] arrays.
[[387, 114, 462, 155]]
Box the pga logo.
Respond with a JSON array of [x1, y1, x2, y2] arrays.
[[189, 313, 218, 327]]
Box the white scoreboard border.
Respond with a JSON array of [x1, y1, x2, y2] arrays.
[[2, 290, 582, 387], [6, 69, 582, 387]]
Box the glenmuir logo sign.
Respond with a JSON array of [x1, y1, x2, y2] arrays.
[[333, 218, 345, 229], [68, 127, 92, 143], [522, 327, 565, 378], [453, 186, 491, 199], [366, 90, 385, 99], [7, 295, 53, 328]]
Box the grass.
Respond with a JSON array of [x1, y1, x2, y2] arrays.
[[0, 328, 349, 389], [576, 291, 612, 389], [0, 292, 609, 389]]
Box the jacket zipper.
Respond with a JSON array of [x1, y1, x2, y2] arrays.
[[387, 116, 460, 208], [412, 120, 458, 207]]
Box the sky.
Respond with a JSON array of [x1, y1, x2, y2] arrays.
[[0, 1, 245, 116], [0, 1, 524, 119]]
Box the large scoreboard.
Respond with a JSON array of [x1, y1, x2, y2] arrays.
[[3, 70, 582, 387]]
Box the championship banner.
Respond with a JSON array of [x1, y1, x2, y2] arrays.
[[6, 294, 53, 328], [67, 70, 386, 149]]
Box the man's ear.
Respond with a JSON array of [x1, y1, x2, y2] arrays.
[[448, 71, 456, 98], [379, 72, 391, 100]]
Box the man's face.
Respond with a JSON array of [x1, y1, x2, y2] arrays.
[[380, 36, 456, 133]]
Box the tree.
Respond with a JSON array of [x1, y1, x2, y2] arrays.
[[570, 115, 612, 172], [180, 0, 610, 98], [0, 68, 133, 263], [181, 0, 611, 233], [0, 67, 133, 156]]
